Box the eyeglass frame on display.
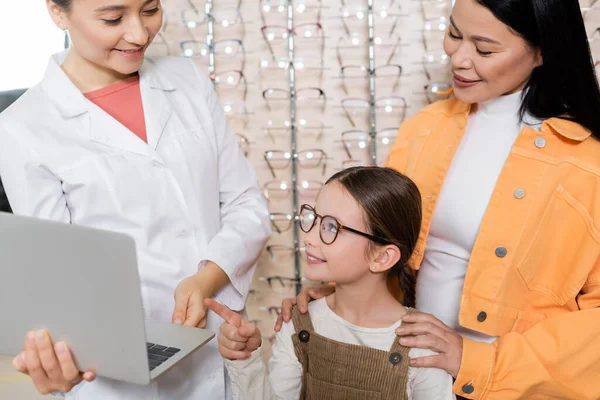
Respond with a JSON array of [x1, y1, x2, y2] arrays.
[[339, 64, 403, 95], [419, 0, 451, 21], [260, 22, 325, 59], [221, 99, 251, 129], [336, 34, 403, 68], [266, 244, 306, 263], [259, 55, 326, 87], [258, 275, 303, 292], [212, 69, 248, 102], [269, 212, 295, 234], [180, 38, 246, 71], [339, 0, 402, 39], [422, 50, 451, 82], [180, 3, 246, 39], [263, 149, 328, 178], [422, 16, 449, 53], [263, 179, 324, 203], [263, 117, 329, 142], [339, 128, 398, 159], [259, 0, 323, 26], [341, 96, 407, 128], [262, 87, 327, 113]]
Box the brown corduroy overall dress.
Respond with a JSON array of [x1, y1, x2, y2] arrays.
[[290, 306, 415, 400]]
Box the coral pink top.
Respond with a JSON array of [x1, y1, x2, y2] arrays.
[[84, 75, 147, 143]]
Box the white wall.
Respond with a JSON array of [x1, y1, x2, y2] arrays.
[[0, 1, 65, 91]]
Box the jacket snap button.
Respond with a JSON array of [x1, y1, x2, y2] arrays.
[[389, 352, 402, 365], [514, 189, 525, 199], [477, 311, 487, 322], [462, 384, 475, 394], [298, 330, 310, 343], [534, 137, 546, 148], [495, 246, 507, 258]]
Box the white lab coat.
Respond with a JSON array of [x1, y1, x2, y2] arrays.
[[0, 51, 271, 400]]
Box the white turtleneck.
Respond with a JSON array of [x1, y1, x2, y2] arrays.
[[415, 91, 541, 343]]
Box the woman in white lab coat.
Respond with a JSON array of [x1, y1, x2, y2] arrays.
[[0, 0, 270, 399]]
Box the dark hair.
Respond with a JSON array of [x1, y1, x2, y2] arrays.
[[52, 0, 72, 11], [475, 0, 600, 138], [325, 167, 422, 308]]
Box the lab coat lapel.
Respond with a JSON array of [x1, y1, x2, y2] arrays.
[[138, 58, 176, 150], [41, 51, 169, 162], [87, 105, 160, 160]]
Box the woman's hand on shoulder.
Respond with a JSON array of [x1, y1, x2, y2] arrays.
[[273, 284, 335, 332]]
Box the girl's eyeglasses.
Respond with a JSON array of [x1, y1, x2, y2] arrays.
[[299, 204, 391, 245]]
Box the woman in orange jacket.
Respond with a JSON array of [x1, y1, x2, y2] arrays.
[[275, 0, 600, 398]]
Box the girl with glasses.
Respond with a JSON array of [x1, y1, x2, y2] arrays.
[[206, 166, 454, 399]]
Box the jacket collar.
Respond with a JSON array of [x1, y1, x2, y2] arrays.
[[40, 50, 176, 119], [444, 98, 592, 142]]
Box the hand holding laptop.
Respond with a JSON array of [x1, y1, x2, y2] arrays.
[[204, 298, 262, 360], [12, 330, 96, 395]]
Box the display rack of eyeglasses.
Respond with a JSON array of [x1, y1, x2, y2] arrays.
[[337, 0, 384, 165], [366, 0, 378, 164], [205, 0, 216, 78], [334, 0, 406, 169], [287, 0, 303, 296]]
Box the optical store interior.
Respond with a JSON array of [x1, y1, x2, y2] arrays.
[[2, 0, 600, 399]]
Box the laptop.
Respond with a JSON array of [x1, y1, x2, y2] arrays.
[[0, 212, 215, 385]]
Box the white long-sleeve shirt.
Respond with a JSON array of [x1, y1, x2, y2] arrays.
[[416, 91, 542, 343], [224, 298, 455, 399]]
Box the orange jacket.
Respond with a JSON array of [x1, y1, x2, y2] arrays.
[[386, 99, 600, 399]]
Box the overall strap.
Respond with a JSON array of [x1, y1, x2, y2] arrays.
[[290, 305, 315, 400], [389, 307, 417, 355], [291, 305, 315, 332]]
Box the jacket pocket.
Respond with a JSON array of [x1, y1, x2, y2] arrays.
[[306, 374, 382, 400], [517, 185, 600, 305]]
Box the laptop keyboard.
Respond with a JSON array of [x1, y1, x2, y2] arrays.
[[146, 343, 181, 371]]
